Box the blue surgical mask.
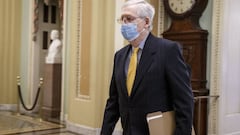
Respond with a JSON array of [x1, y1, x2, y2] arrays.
[[121, 23, 139, 41]]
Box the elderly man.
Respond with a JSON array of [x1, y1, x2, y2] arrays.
[[101, 0, 194, 135]]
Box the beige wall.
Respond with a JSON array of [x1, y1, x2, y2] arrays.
[[66, 0, 115, 129], [0, 0, 22, 104]]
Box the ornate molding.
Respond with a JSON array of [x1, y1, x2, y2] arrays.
[[157, 0, 165, 37], [75, 0, 83, 98], [208, 0, 223, 134], [32, 0, 39, 41], [73, 0, 92, 100], [58, 0, 64, 25]]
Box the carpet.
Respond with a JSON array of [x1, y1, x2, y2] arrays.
[[0, 111, 64, 135]]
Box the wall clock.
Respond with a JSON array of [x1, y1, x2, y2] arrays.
[[162, 0, 209, 135], [163, 0, 208, 20], [165, 0, 196, 17]]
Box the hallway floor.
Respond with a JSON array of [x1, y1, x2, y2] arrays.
[[0, 111, 81, 135]]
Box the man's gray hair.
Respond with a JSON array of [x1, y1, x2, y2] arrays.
[[122, 0, 155, 31]]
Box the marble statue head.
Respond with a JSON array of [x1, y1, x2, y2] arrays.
[[50, 30, 59, 40]]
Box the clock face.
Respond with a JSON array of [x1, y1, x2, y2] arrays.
[[168, 0, 196, 14]]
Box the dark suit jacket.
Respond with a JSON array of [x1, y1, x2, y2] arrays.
[[101, 33, 194, 135]]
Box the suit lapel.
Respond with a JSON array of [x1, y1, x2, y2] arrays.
[[131, 34, 157, 97], [119, 45, 131, 97]]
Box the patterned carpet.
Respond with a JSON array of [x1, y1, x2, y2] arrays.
[[0, 111, 64, 135]]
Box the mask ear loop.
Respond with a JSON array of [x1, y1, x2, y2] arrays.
[[136, 18, 147, 34]]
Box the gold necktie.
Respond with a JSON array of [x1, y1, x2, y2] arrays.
[[127, 47, 139, 96]]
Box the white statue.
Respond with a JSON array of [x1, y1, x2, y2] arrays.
[[46, 30, 62, 64]]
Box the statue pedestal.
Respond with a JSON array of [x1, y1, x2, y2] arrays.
[[42, 63, 62, 120]]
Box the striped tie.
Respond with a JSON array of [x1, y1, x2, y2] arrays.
[[127, 47, 139, 96]]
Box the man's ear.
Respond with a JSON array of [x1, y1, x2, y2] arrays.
[[145, 17, 150, 28]]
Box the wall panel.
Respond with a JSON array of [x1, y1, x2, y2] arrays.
[[0, 0, 22, 104], [66, 0, 116, 133]]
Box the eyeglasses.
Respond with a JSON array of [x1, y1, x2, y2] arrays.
[[117, 15, 142, 24]]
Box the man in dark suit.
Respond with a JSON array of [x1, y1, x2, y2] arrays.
[[101, 0, 194, 135]]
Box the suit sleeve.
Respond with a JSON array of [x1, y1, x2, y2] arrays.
[[101, 54, 120, 135], [165, 42, 194, 135]]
